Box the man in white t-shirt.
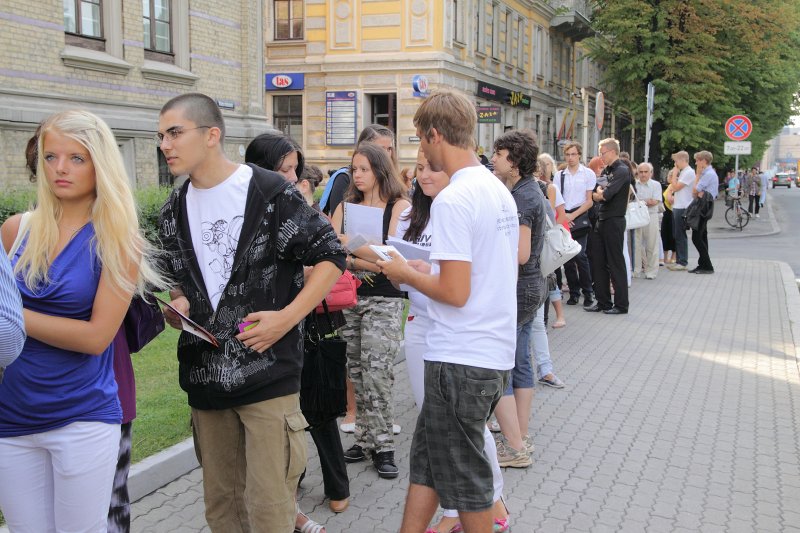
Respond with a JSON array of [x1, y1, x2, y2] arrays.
[[553, 141, 596, 307], [666, 150, 695, 270], [378, 90, 518, 533]]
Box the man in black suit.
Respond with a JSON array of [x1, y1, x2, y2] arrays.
[[586, 138, 632, 315]]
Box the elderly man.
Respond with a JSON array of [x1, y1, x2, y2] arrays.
[[690, 151, 719, 274], [633, 163, 662, 279]]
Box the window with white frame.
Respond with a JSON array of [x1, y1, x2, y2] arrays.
[[517, 17, 525, 69], [274, 0, 303, 41], [534, 25, 545, 78], [273, 95, 304, 147], [505, 10, 513, 62]]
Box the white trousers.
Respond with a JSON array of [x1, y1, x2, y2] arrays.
[[0, 421, 120, 533], [404, 316, 504, 517], [634, 214, 660, 277]]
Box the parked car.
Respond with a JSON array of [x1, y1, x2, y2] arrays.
[[773, 173, 792, 188], [794, 174, 800, 187]]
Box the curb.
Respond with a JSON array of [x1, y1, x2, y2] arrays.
[[778, 261, 800, 372], [129, 437, 199, 502]]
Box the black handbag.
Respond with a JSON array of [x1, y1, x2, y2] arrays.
[[300, 300, 347, 425], [561, 171, 593, 236], [124, 294, 165, 353]]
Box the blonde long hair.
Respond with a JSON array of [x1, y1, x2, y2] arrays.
[[16, 110, 166, 296]]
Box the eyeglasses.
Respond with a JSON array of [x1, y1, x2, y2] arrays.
[[600, 150, 612, 157], [155, 126, 211, 146], [564, 152, 580, 157]]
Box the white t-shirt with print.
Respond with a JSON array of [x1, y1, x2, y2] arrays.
[[186, 164, 252, 310], [426, 165, 519, 371], [395, 206, 431, 320], [673, 166, 696, 209]]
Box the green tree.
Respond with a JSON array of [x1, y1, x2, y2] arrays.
[[588, 0, 800, 174]]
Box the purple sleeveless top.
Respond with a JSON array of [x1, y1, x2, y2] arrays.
[[0, 223, 121, 437]]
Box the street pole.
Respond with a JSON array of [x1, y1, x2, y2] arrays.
[[735, 154, 739, 180], [582, 88, 589, 163]]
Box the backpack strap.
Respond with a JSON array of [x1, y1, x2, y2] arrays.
[[382, 201, 395, 244], [319, 167, 348, 214]]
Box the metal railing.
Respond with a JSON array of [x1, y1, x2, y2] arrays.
[[548, 0, 593, 19]]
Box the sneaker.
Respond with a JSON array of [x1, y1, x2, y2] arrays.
[[583, 294, 594, 307], [667, 264, 687, 271], [372, 450, 399, 479], [538, 375, 565, 388], [497, 441, 532, 468], [522, 435, 535, 454], [339, 422, 355, 433], [566, 295, 580, 305], [343, 444, 366, 463]]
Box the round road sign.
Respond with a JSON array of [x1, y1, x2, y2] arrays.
[[725, 115, 752, 141]]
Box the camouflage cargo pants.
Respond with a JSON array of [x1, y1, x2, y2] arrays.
[[340, 295, 404, 454]]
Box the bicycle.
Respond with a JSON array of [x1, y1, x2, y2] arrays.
[[724, 194, 750, 230]]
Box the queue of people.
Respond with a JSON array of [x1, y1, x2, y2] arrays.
[[0, 90, 728, 533]]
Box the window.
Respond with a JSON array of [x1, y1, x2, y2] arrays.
[[274, 0, 303, 41], [504, 10, 512, 61], [452, 0, 464, 44], [517, 17, 525, 69], [491, 4, 500, 59], [273, 95, 303, 147], [474, 0, 485, 54], [370, 94, 396, 132], [157, 149, 173, 186], [63, 0, 104, 50], [143, 0, 172, 60]]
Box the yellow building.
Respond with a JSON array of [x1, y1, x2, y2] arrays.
[[263, 0, 628, 172]]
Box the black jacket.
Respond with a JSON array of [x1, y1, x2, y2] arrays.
[[598, 159, 633, 220], [158, 164, 346, 410], [685, 193, 714, 231]]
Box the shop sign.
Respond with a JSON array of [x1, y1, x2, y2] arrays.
[[265, 73, 305, 91], [476, 105, 502, 124], [412, 75, 430, 97], [476, 81, 531, 109]]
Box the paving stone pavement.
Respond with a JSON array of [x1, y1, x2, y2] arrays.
[[130, 258, 800, 533]]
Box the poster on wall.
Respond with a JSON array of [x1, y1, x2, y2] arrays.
[[326, 91, 358, 146], [477, 105, 502, 124]]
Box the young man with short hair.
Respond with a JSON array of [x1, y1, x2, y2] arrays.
[[666, 150, 695, 270], [553, 141, 595, 307], [379, 89, 518, 533], [156, 93, 345, 533]]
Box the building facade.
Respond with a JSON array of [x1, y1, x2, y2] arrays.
[[263, 0, 630, 172], [0, 0, 270, 187]]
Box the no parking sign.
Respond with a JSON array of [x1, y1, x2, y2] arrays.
[[725, 115, 752, 141]]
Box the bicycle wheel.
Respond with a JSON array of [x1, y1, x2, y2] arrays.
[[738, 210, 751, 230], [725, 207, 737, 228]]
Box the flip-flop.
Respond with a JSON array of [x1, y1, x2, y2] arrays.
[[552, 319, 566, 329], [295, 512, 325, 533]]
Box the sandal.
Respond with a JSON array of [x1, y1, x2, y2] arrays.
[[552, 319, 566, 329], [449, 518, 510, 533], [295, 511, 325, 533]]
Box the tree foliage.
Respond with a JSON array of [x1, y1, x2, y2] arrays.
[[587, 0, 800, 174]]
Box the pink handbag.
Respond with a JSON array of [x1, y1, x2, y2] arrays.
[[315, 270, 361, 313]]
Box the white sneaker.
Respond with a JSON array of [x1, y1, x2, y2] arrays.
[[339, 422, 355, 433], [756, 214, 760, 218], [393, 424, 401, 435]]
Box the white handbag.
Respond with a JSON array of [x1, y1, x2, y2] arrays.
[[625, 186, 651, 230], [540, 216, 582, 276]]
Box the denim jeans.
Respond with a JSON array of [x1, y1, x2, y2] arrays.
[[530, 306, 554, 379], [672, 208, 688, 266], [504, 315, 535, 394]]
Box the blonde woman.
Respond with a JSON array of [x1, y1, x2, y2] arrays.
[[0, 110, 165, 532]]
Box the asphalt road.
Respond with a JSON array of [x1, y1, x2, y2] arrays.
[[708, 184, 800, 276]]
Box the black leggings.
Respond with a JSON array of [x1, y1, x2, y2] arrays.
[[748, 195, 760, 215]]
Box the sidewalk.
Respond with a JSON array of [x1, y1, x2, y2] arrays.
[[128, 257, 800, 532], [707, 197, 779, 239]]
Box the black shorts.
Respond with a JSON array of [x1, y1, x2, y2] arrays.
[[409, 361, 508, 512]]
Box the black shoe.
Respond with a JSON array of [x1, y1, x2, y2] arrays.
[[373, 450, 399, 479], [603, 307, 628, 315], [566, 295, 580, 305], [584, 304, 603, 312], [695, 269, 714, 274], [344, 444, 366, 463], [583, 295, 594, 307]]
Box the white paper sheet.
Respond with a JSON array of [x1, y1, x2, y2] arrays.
[[343, 203, 383, 245]]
